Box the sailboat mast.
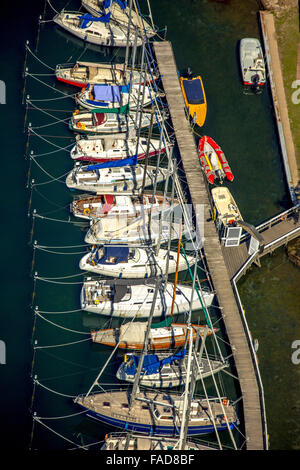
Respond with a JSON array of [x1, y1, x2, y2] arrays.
[[129, 279, 160, 407], [169, 222, 182, 316], [178, 326, 193, 449], [141, 108, 154, 196], [124, 0, 133, 74]]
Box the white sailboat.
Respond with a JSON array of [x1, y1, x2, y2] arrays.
[[84, 213, 183, 245], [79, 246, 195, 278], [53, 11, 141, 47], [116, 350, 227, 388], [71, 192, 177, 221], [55, 61, 157, 88], [81, 0, 156, 39], [69, 109, 163, 134], [70, 135, 165, 163], [75, 83, 156, 111], [66, 162, 168, 194], [80, 279, 215, 318]]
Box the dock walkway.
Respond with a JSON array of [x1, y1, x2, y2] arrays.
[[222, 205, 300, 280], [153, 41, 266, 450]]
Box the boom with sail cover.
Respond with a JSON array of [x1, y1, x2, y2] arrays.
[[86, 154, 137, 170], [78, 13, 112, 28]]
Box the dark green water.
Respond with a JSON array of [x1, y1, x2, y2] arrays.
[[0, 0, 299, 451]]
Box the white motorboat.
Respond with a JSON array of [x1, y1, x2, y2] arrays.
[[65, 162, 167, 194], [82, 0, 156, 38], [55, 61, 157, 88], [80, 279, 214, 317], [71, 192, 178, 221], [53, 11, 141, 47], [70, 135, 165, 163], [116, 350, 227, 388], [79, 246, 195, 278], [69, 109, 163, 134], [240, 38, 266, 87], [211, 186, 243, 228], [75, 83, 154, 111]]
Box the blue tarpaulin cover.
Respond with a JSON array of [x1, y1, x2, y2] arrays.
[[94, 85, 121, 102], [78, 12, 111, 29], [87, 154, 137, 170], [93, 246, 130, 265], [125, 349, 186, 376], [182, 78, 205, 105]]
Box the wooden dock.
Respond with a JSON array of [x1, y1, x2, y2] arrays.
[[153, 41, 266, 450]]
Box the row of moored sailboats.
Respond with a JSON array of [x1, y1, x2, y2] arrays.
[[33, 0, 240, 451]]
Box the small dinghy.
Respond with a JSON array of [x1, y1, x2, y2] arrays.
[[53, 11, 141, 47], [116, 350, 227, 388], [211, 187, 243, 227], [66, 160, 167, 194], [79, 245, 195, 278], [71, 192, 177, 220], [240, 38, 266, 87], [75, 83, 154, 111], [55, 61, 156, 88], [69, 109, 163, 134], [198, 136, 234, 184], [82, 0, 156, 39], [74, 389, 238, 436], [180, 71, 207, 127], [101, 432, 215, 450], [80, 279, 214, 318], [91, 321, 217, 350], [70, 135, 164, 163]]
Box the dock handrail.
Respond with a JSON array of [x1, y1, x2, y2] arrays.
[[240, 204, 300, 242], [231, 253, 269, 450]]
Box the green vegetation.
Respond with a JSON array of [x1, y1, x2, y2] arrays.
[[274, 6, 300, 173]]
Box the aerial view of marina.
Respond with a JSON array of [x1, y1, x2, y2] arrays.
[[0, 0, 300, 456]]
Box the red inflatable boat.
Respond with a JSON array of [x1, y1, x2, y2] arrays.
[[198, 136, 234, 184]]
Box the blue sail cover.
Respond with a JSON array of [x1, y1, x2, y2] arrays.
[[104, 0, 127, 10], [125, 349, 186, 376], [93, 246, 129, 265], [78, 12, 111, 29], [94, 85, 121, 103], [182, 78, 205, 105], [87, 154, 137, 170]]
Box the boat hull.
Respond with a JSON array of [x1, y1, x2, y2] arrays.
[[90, 323, 216, 350], [79, 406, 236, 436]]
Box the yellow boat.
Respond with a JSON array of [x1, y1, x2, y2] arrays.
[[180, 74, 207, 127]]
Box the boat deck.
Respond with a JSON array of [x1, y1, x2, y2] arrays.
[[153, 40, 265, 450]]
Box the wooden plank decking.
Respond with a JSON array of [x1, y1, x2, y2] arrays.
[[153, 41, 265, 450]]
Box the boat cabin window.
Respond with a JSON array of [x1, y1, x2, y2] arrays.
[[103, 402, 110, 407], [121, 403, 129, 408]]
